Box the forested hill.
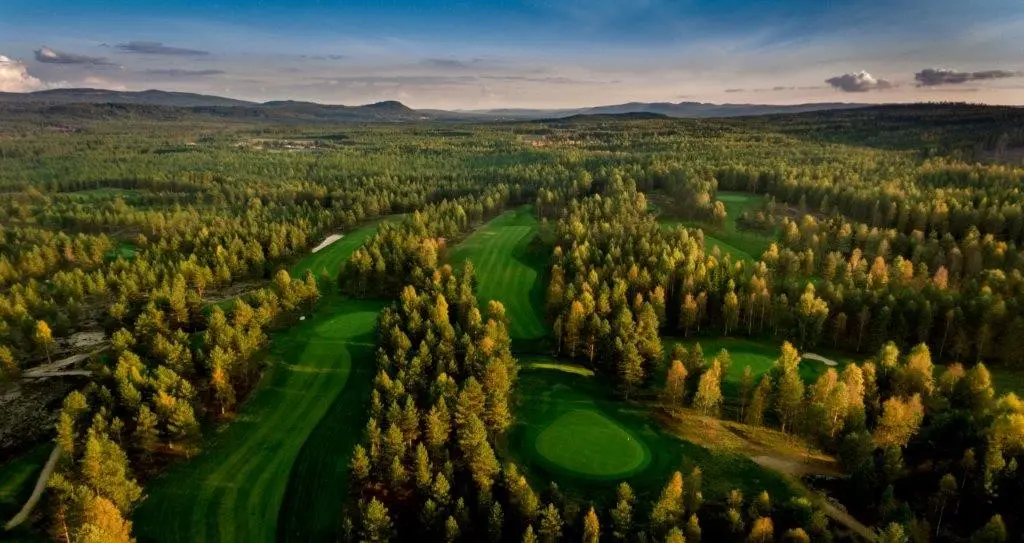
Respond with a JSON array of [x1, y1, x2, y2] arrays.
[[0, 88, 868, 122]]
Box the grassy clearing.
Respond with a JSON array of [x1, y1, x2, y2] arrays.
[[507, 362, 794, 505], [64, 188, 140, 200], [658, 191, 773, 263], [106, 242, 137, 261], [447, 206, 548, 344], [134, 221, 387, 543]]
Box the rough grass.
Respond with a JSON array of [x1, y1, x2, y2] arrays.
[[134, 221, 387, 543], [447, 206, 548, 344], [987, 368, 1024, 396], [507, 362, 794, 506]]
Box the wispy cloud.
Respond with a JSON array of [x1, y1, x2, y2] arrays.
[[114, 41, 209, 56], [143, 69, 225, 78], [825, 71, 893, 92], [914, 68, 1021, 86], [35, 46, 116, 66]]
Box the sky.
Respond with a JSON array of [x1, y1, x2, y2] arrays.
[[0, 0, 1022, 109]]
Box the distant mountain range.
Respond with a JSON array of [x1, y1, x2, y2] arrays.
[[0, 88, 874, 122]]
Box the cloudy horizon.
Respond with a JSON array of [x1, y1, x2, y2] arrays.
[[1, 0, 1022, 109]]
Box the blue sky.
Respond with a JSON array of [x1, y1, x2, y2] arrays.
[[1, 0, 1022, 107]]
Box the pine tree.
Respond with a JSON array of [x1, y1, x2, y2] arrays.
[[651, 471, 684, 534], [685, 514, 701, 543], [361, 498, 394, 542], [351, 444, 371, 483], [539, 503, 563, 543], [583, 506, 600, 543], [523, 525, 537, 543], [693, 360, 724, 417], [445, 516, 460, 543], [488, 501, 504, 542], [748, 516, 774, 543], [132, 405, 159, 455], [746, 376, 771, 427], [662, 360, 688, 407], [611, 482, 635, 541]]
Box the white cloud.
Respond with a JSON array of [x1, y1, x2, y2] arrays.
[[0, 55, 46, 92], [825, 70, 894, 92]]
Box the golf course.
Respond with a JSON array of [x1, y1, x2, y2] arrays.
[[508, 361, 794, 502], [133, 221, 387, 543], [447, 205, 548, 344]]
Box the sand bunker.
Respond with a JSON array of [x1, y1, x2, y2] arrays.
[[311, 234, 343, 253]]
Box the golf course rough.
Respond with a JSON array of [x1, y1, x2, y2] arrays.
[[534, 409, 651, 479], [133, 221, 386, 543]]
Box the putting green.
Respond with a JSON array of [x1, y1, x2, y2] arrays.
[[535, 410, 650, 478]]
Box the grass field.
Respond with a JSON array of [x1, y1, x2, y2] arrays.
[[106, 242, 137, 261], [658, 191, 773, 263], [447, 206, 548, 344], [507, 362, 793, 505], [133, 221, 387, 543]]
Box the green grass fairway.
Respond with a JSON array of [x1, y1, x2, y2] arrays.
[[508, 362, 793, 504], [663, 337, 843, 398], [292, 216, 398, 280], [535, 410, 650, 478], [448, 206, 547, 344], [134, 221, 387, 543]]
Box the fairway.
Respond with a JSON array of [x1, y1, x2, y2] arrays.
[[535, 410, 650, 478], [133, 221, 387, 543], [447, 206, 547, 343], [665, 337, 842, 396], [509, 361, 793, 502], [658, 191, 772, 262], [292, 216, 399, 279]]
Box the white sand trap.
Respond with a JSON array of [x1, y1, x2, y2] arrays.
[[311, 234, 344, 253], [803, 353, 838, 366]]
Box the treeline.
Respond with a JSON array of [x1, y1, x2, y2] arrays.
[[46, 269, 319, 541], [340, 187, 512, 298], [659, 338, 1020, 540]]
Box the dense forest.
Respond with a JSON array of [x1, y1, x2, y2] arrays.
[[1, 103, 1023, 542]]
